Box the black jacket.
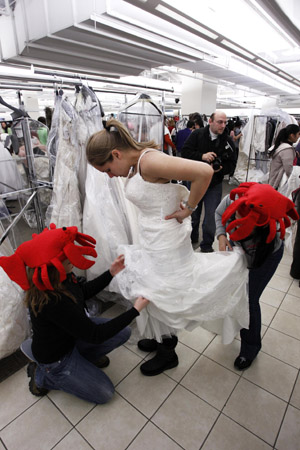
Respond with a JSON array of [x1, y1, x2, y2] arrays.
[[182, 125, 236, 187], [30, 271, 139, 363]]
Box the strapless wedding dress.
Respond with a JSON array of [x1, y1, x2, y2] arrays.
[[110, 151, 249, 344]]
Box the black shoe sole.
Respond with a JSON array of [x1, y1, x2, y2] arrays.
[[140, 357, 179, 376]]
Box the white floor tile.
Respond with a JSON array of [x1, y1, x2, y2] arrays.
[[47, 390, 95, 426], [76, 393, 147, 450], [0, 397, 72, 450], [280, 293, 300, 317], [276, 405, 300, 450], [223, 378, 286, 445], [290, 374, 300, 410], [270, 310, 300, 340], [267, 275, 293, 293], [178, 326, 215, 353], [152, 385, 218, 450], [242, 352, 298, 401], [262, 328, 300, 368], [203, 335, 241, 372], [116, 366, 177, 418], [275, 263, 293, 279], [287, 280, 300, 298], [103, 345, 142, 386], [202, 414, 272, 450], [0, 369, 39, 430], [260, 302, 277, 326], [181, 356, 239, 410], [53, 429, 93, 449], [127, 422, 181, 450], [260, 286, 285, 308]]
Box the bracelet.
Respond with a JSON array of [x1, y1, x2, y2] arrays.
[[182, 200, 198, 212]]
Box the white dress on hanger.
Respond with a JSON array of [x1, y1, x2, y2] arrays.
[[110, 150, 249, 344]]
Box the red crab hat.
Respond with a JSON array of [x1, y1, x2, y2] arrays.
[[222, 182, 299, 243], [0, 223, 97, 291]]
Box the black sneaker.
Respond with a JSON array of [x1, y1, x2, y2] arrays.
[[234, 356, 253, 371], [27, 362, 49, 397]]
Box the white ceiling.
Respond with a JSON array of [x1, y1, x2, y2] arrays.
[[0, 0, 299, 111]]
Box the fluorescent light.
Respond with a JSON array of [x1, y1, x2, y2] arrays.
[[220, 39, 255, 59], [155, 4, 218, 40], [278, 71, 295, 81], [255, 59, 278, 72]]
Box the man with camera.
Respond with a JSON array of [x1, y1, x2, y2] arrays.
[[182, 110, 236, 252]]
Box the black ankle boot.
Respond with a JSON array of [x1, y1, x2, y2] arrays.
[[138, 338, 158, 352], [140, 336, 178, 376], [27, 362, 49, 397]]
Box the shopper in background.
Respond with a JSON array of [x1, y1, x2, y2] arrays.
[[1, 121, 12, 135], [216, 183, 298, 370], [163, 116, 176, 155], [175, 120, 195, 156], [182, 110, 236, 251], [37, 116, 49, 145], [268, 124, 300, 192], [0, 225, 149, 403]]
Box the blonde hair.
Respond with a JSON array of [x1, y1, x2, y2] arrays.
[[24, 266, 76, 317], [86, 119, 158, 167]]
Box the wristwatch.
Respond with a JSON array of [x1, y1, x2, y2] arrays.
[[182, 200, 198, 212]]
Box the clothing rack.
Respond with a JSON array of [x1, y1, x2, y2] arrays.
[[0, 96, 52, 246], [245, 115, 280, 181]]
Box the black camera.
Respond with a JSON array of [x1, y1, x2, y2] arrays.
[[212, 156, 222, 170], [211, 142, 234, 170]]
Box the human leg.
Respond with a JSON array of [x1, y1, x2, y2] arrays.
[[75, 317, 131, 363], [235, 244, 284, 370], [35, 346, 115, 404], [200, 183, 222, 251], [191, 199, 203, 243]]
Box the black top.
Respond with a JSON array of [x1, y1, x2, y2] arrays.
[[30, 271, 139, 363], [181, 125, 236, 187]]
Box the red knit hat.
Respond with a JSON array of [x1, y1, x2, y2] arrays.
[[0, 223, 97, 290], [222, 182, 299, 243]]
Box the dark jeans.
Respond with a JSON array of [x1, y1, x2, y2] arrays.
[[240, 243, 284, 360], [191, 182, 222, 250], [35, 317, 131, 404]]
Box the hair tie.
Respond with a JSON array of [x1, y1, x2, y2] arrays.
[[105, 125, 111, 132]]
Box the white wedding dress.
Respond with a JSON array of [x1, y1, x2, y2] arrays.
[[110, 150, 249, 344]]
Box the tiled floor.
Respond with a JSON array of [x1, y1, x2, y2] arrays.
[[0, 249, 299, 450]]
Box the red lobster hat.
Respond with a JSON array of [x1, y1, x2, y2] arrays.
[[0, 223, 97, 291], [222, 182, 299, 243]]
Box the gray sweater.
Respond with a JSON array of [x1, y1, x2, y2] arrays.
[[268, 143, 295, 190]]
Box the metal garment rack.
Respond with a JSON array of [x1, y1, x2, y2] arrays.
[[0, 79, 168, 246], [0, 95, 51, 246], [245, 115, 280, 181]]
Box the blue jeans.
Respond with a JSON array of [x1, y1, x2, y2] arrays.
[[191, 182, 222, 249], [240, 243, 284, 360], [35, 317, 131, 404]]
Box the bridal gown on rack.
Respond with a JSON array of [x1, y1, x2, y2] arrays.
[[109, 151, 249, 344]]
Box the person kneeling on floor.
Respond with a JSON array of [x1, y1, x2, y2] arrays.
[[0, 223, 149, 403]]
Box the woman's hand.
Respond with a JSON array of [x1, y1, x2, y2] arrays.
[[134, 296, 150, 312], [109, 254, 125, 276], [165, 203, 191, 224]]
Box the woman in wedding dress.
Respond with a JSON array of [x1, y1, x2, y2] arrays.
[[86, 119, 249, 376]]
